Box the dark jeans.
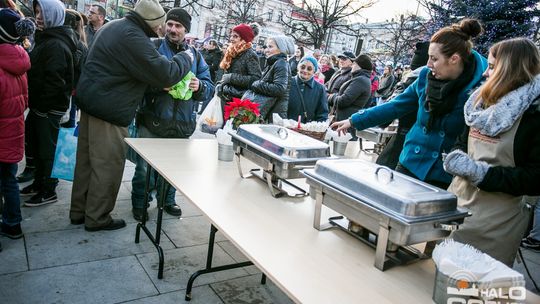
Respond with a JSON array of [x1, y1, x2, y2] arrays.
[[131, 125, 176, 209], [1, 162, 22, 226], [25, 110, 62, 192], [395, 163, 450, 190]]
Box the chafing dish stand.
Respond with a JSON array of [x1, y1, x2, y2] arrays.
[[230, 124, 331, 198], [303, 159, 470, 271], [356, 127, 397, 154]]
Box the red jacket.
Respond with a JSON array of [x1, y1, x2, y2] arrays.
[[0, 43, 30, 163]]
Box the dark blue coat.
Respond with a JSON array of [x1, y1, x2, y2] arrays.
[[287, 76, 328, 123], [139, 38, 214, 138], [350, 51, 487, 184]]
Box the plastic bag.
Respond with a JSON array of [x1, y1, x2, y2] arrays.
[[168, 71, 195, 100], [51, 127, 78, 181], [197, 93, 223, 134]]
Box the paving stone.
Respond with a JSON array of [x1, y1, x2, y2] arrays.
[[21, 201, 77, 234], [162, 216, 226, 248], [0, 237, 27, 275], [123, 286, 223, 304], [0, 256, 157, 304], [26, 222, 175, 269], [136, 245, 249, 294], [210, 274, 294, 304]]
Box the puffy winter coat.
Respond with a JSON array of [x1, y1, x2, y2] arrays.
[[0, 44, 30, 163], [28, 26, 77, 115], [250, 53, 291, 120]]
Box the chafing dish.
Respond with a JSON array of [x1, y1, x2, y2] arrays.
[[230, 124, 331, 198], [302, 159, 470, 270], [356, 125, 397, 154]]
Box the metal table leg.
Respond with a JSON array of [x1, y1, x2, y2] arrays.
[[185, 224, 266, 301], [134, 166, 168, 279]]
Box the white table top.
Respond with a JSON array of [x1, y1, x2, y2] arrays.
[[126, 138, 540, 304]]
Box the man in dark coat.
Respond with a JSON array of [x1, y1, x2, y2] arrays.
[[130, 8, 214, 221], [21, 0, 77, 207], [326, 51, 354, 94], [328, 54, 372, 138], [70, 0, 193, 232]]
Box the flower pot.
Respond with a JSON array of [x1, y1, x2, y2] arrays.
[[218, 143, 234, 162]]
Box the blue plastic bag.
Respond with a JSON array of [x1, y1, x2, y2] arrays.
[[51, 127, 78, 181]]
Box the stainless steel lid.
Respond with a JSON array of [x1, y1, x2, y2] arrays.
[[303, 159, 458, 218], [231, 124, 330, 161]]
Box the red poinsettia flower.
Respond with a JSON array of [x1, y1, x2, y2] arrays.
[[224, 98, 261, 129]]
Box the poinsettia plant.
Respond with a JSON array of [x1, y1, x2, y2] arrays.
[[224, 98, 261, 129]]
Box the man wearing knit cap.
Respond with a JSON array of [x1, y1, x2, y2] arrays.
[[70, 0, 194, 232], [129, 7, 214, 221]]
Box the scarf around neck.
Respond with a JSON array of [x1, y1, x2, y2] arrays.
[[424, 55, 475, 129], [219, 40, 252, 70], [464, 74, 540, 136]]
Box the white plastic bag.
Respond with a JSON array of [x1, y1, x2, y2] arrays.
[[197, 93, 223, 134]]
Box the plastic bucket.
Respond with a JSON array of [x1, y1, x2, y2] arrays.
[[218, 143, 234, 162], [333, 141, 347, 156]]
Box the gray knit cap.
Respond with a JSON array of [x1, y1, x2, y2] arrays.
[[271, 35, 295, 56]]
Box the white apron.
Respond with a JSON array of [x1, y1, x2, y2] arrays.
[[448, 118, 530, 266]]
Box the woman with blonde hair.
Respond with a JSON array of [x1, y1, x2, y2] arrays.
[[443, 37, 540, 266], [319, 54, 335, 84], [216, 23, 262, 116]]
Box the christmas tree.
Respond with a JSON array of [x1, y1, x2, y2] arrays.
[[422, 0, 540, 55]]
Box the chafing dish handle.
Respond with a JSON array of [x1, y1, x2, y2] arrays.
[[435, 222, 460, 231], [375, 166, 394, 181]]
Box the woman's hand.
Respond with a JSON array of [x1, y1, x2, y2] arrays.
[[331, 119, 352, 136]]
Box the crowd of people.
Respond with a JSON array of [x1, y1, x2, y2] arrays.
[[0, 0, 539, 269]]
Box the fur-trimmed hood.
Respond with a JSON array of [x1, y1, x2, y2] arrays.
[[464, 74, 540, 136]]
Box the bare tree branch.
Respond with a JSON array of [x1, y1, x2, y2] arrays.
[[280, 0, 375, 50]]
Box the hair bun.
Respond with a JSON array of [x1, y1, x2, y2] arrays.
[[249, 22, 260, 37], [459, 18, 483, 39]]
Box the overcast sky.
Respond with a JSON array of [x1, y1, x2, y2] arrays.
[[357, 0, 428, 23]]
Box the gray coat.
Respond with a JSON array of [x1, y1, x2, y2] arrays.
[[76, 12, 192, 127], [328, 69, 371, 120]]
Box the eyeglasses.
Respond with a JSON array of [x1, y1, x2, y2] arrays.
[[299, 64, 313, 71]]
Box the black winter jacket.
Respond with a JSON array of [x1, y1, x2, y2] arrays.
[[28, 26, 77, 115], [251, 53, 291, 120], [75, 12, 192, 127], [220, 48, 262, 99], [202, 48, 223, 82], [328, 69, 371, 121]]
